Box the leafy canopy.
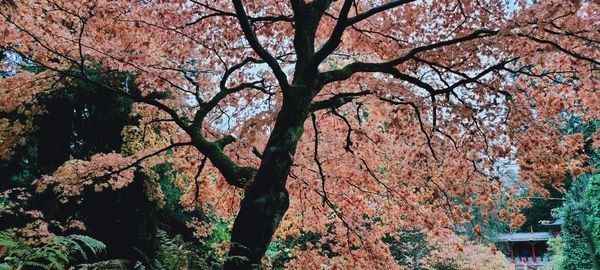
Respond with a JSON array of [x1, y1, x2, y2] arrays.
[[1, 0, 599, 268]]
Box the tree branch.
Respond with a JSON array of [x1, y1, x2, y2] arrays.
[[379, 97, 437, 160], [309, 90, 371, 111], [191, 135, 255, 188], [319, 29, 498, 84], [231, 0, 289, 88], [330, 109, 354, 153], [307, 0, 353, 70], [348, 0, 415, 26], [519, 33, 600, 65], [311, 112, 366, 248]]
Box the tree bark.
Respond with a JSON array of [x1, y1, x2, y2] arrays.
[[224, 92, 312, 269]]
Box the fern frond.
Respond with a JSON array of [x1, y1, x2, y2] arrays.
[[0, 232, 105, 270], [0, 233, 18, 248], [22, 260, 52, 270], [65, 234, 106, 260], [44, 255, 66, 270]]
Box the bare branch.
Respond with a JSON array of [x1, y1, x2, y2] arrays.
[[519, 33, 600, 65], [96, 142, 193, 180], [379, 97, 438, 160], [188, 1, 293, 25], [311, 112, 366, 248], [309, 90, 371, 111], [319, 29, 498, 84], [231, 0, 289, 88], [330, 109, 354, 153], [348, 0, 415, 26], [187, 155, 208, 207]]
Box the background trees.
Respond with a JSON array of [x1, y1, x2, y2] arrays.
[[1, 0, 599, 269]]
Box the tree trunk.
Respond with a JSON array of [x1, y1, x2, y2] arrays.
[[223, 175, 290, 269], [224, 93, 311, 269]]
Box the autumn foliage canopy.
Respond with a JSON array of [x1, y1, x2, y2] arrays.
[[1, 0, 599, 268]]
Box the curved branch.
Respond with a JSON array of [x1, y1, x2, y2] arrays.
[[309, 90, 371, 111], [231, 0, 289, 88], [308, 0, 416, 71], [519, 33, 600, 65], [97, 142, 193, 180], [330, 108, 354, 153], [319, 29, 498, 84], [311, 112, 366, 248], [191, 135, 256, 188], [348, 0, 415, 26], [307, 0, 353, 70], [379, 97, 437, 160], [220, 57, 263, 90], [188, 1, 293, 25]]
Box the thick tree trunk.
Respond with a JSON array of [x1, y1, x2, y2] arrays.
[[224, 93, 312, 269], [223, 176, 290, 269]]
